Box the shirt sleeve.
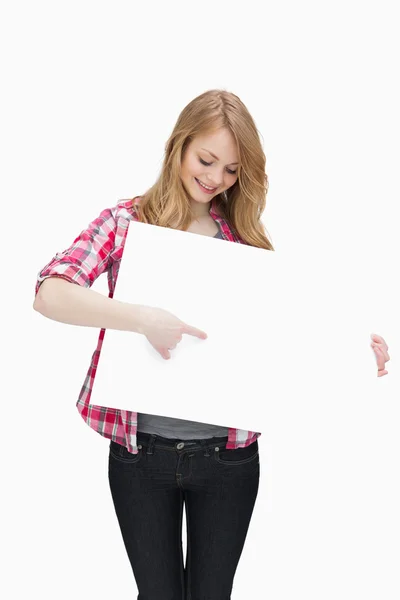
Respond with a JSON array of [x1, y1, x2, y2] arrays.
[[34, 206, 117, 297]]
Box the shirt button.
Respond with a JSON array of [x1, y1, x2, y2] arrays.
[[177, 442, 185, 450]]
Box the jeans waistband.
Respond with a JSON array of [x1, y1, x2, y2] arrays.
[[136, 431, 230, 456]]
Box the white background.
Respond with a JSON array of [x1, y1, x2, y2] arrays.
[[2, 1, 399, 598]]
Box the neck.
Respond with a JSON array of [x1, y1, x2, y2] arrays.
[[190, 199, 212, 219]]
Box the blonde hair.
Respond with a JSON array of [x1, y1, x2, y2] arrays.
[[132, 89, 274, 251]]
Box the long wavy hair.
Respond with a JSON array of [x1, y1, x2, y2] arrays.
[[132, 89, 274, 251]]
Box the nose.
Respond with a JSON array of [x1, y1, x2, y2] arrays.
[[206, 180, 220, 189], [205, 171, 224, 188]]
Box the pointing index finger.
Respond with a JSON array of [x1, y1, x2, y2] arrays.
[[182, 323, 208, 339]]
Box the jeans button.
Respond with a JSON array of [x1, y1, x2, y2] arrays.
[[177, 442, 185, 450], [215, 447, 219, 452]]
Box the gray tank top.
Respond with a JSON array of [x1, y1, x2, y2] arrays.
[[138, 228, 229, 439]]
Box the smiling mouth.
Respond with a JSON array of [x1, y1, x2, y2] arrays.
[[195, 177, 217, 193]]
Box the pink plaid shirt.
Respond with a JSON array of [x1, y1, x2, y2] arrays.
[[35, 198, 262, 454]]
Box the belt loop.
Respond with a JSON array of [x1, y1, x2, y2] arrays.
[[199, 439, 210, 457], [146, 434, 157, 455]]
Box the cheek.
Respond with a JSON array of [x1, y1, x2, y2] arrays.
[[224, 175, 238, 190], [186, 157, 202, 178]]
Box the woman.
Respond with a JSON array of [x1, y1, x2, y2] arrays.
[[33, 89, 390, 598]]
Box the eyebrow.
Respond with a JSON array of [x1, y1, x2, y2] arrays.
[[200, 148, 239, 165]]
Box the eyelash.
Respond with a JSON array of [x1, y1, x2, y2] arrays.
[[199, 158, 237, 175]]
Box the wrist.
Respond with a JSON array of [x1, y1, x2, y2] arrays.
[[128, 303, 149, 335]]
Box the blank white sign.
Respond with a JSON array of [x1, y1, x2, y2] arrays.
[[92, 221, 388, 432], [92, 221, 281, 431]]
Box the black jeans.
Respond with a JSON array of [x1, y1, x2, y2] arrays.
[[108, 432, 260, 600]]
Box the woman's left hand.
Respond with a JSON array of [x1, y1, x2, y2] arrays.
[[371, 333, 390, 377]]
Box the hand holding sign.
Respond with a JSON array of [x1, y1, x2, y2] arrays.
[[370, 333, 390, 377]]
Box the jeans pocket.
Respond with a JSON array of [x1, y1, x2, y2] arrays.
[[214, 440, 259, 466], [109, 440, 143, 464]]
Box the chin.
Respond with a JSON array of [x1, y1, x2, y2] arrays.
[[194, 194, 213, 204], [188, 184, 214, 203]]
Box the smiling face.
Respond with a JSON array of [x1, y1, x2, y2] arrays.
[[180, 128, 239, 206]]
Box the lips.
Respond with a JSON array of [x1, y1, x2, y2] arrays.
[[195, 177, 217, 194]]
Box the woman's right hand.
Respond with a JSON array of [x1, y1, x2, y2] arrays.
[[138, 306, 208, 360]]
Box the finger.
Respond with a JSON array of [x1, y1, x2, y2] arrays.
[[181, 323, 208, 339], [372, 343, 390, 363], [371, 333, 389, 351], [373, 347, 386, 371], [155, 345, 171, 360]]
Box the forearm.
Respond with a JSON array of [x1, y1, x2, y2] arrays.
[[33, 277, 146, 334]]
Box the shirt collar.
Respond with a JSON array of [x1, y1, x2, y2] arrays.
[[209, 198, 234, 241]]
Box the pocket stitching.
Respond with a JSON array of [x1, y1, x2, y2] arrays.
[[110, 444, 142, 464], [215, 449, 259, 466]]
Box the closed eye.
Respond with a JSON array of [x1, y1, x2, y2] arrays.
[[199, 158, 237, 175]]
